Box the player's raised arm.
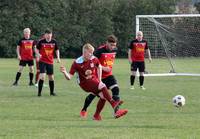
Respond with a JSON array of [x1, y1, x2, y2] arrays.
[[60, 66, 73, 80]]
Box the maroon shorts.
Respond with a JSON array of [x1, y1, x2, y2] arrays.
[[80, 79, 100, 95]]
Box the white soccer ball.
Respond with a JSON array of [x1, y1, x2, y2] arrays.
[[172, 95, 185, 107]]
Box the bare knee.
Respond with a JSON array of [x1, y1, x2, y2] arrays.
[[39, 73, 46, 80], [48, 75, 54, 81], [98, 81, 106, 90]]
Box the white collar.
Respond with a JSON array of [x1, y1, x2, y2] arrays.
[[75, 56, 95, 64]]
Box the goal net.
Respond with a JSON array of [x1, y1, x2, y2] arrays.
[[136, 14, 200, 76]]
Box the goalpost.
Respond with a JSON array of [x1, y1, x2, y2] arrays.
[[136, 14, 200, 76]]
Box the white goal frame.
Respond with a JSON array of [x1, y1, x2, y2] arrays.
[[136, 14, 200, 77]]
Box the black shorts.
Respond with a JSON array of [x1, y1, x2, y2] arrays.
[[19, 60, 34, 67], [102, 75, 118, 89], [39, 61, 53, 75], [131, 61, 145, 72]]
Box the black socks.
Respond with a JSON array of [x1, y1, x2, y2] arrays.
[[130, 75, 135, 86]]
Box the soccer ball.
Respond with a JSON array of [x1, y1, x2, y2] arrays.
[[172, 95, 185, 107]]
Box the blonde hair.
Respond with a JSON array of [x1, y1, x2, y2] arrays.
[[136, 31, 143, 36], [82, 43, 94, 52], [23, 28, 31, 34]]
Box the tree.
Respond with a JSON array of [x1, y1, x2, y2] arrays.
[[0, 0, 177, 58]]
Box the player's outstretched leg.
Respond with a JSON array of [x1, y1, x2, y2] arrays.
[[100, 87, 121, 109], [99, 85, 128, 119], [114, 109, 128, 119]]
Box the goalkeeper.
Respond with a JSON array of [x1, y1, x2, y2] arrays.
[[128, 31, 152, 90]]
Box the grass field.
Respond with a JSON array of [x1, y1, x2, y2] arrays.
[[0, 58, 200, 139]]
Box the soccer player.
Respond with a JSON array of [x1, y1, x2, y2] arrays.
[[128, 31, 152, 90], [34, 34, 47, 88], [80, 35, 123, 119], [36, 29, 60, 96], [60, 43, 128, 121], [12, 28, 36, 86]]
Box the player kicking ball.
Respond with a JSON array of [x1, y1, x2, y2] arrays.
[[60, 43, 128, 121], [80, 35, 124, 119]]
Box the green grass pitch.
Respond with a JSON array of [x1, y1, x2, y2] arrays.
[[0, 58, 200, 139]]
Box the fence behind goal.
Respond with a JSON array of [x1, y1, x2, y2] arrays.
[[136, 14, 200, 76]]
